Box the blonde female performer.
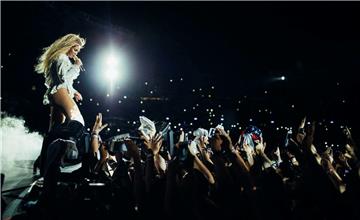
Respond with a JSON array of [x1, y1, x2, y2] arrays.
[[35, 33, 86, 130]]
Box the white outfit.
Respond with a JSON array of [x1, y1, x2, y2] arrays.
[[42, 53, 80, 105]]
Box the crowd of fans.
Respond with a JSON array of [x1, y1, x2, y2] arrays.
[[10, 113, 360, 220]]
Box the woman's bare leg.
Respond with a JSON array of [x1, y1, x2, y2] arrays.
[[48, 106, 66, 132], [38, 89, 84, 176], [51, 88, 84, 126]]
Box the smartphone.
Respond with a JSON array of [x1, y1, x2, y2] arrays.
[[208, 128, 216, 138]]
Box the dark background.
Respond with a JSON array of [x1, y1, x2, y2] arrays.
[[2, 1, 360, 149]]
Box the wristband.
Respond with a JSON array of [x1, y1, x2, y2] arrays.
[[91, 133, 100, 141]]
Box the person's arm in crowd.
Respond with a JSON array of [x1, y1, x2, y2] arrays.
[[142, 133, 165, 192], [273, 147, 283, 169], [287, 116, 308, 165], [93, 144, 108, 173], [90, 113, 108, 173], [302, 122, 317, 161], [198, 136, 214, 165], [125, 140, 145, 210], [90, 113, 108, 157], [210, 132, 243, 191], [303, 122, 347, 193], [302, 122, 329, 167], [321, 156, 346, 193], [154, 154, 167, 174], [144, 151, 156, 194], [343, 128, 360, 180], [148, 133, 167, 174], [254, 140, 275, 170], [343, 127, 359, 163], [218, 128, 250, 173], [188, 143, 215, 184]]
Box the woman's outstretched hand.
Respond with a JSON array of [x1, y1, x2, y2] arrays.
[[74, 91, 83, 102]]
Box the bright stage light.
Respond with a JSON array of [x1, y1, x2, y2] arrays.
[[104, 53, 122, 81], [281, 76, 286, 80], [105, 68, 119, 80], [106, 54, 118, 66], [93, 43, 131, 94]]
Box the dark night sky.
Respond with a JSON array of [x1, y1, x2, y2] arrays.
[[1, 1, 360, 146]]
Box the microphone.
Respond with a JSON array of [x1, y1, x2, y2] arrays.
[[74, 55, 85, 72], [79, 65, 86, 72]]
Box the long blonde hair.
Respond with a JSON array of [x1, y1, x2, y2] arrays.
[[35, 33, 86, 76]]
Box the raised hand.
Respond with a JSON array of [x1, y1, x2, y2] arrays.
[[74, 91, 83, 102], [92, 113, 108, 135], [343, 127, 352, 139], [255, 137, 265, 155], [143, 132, 163, 155], [216, 127, 233, 151]]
